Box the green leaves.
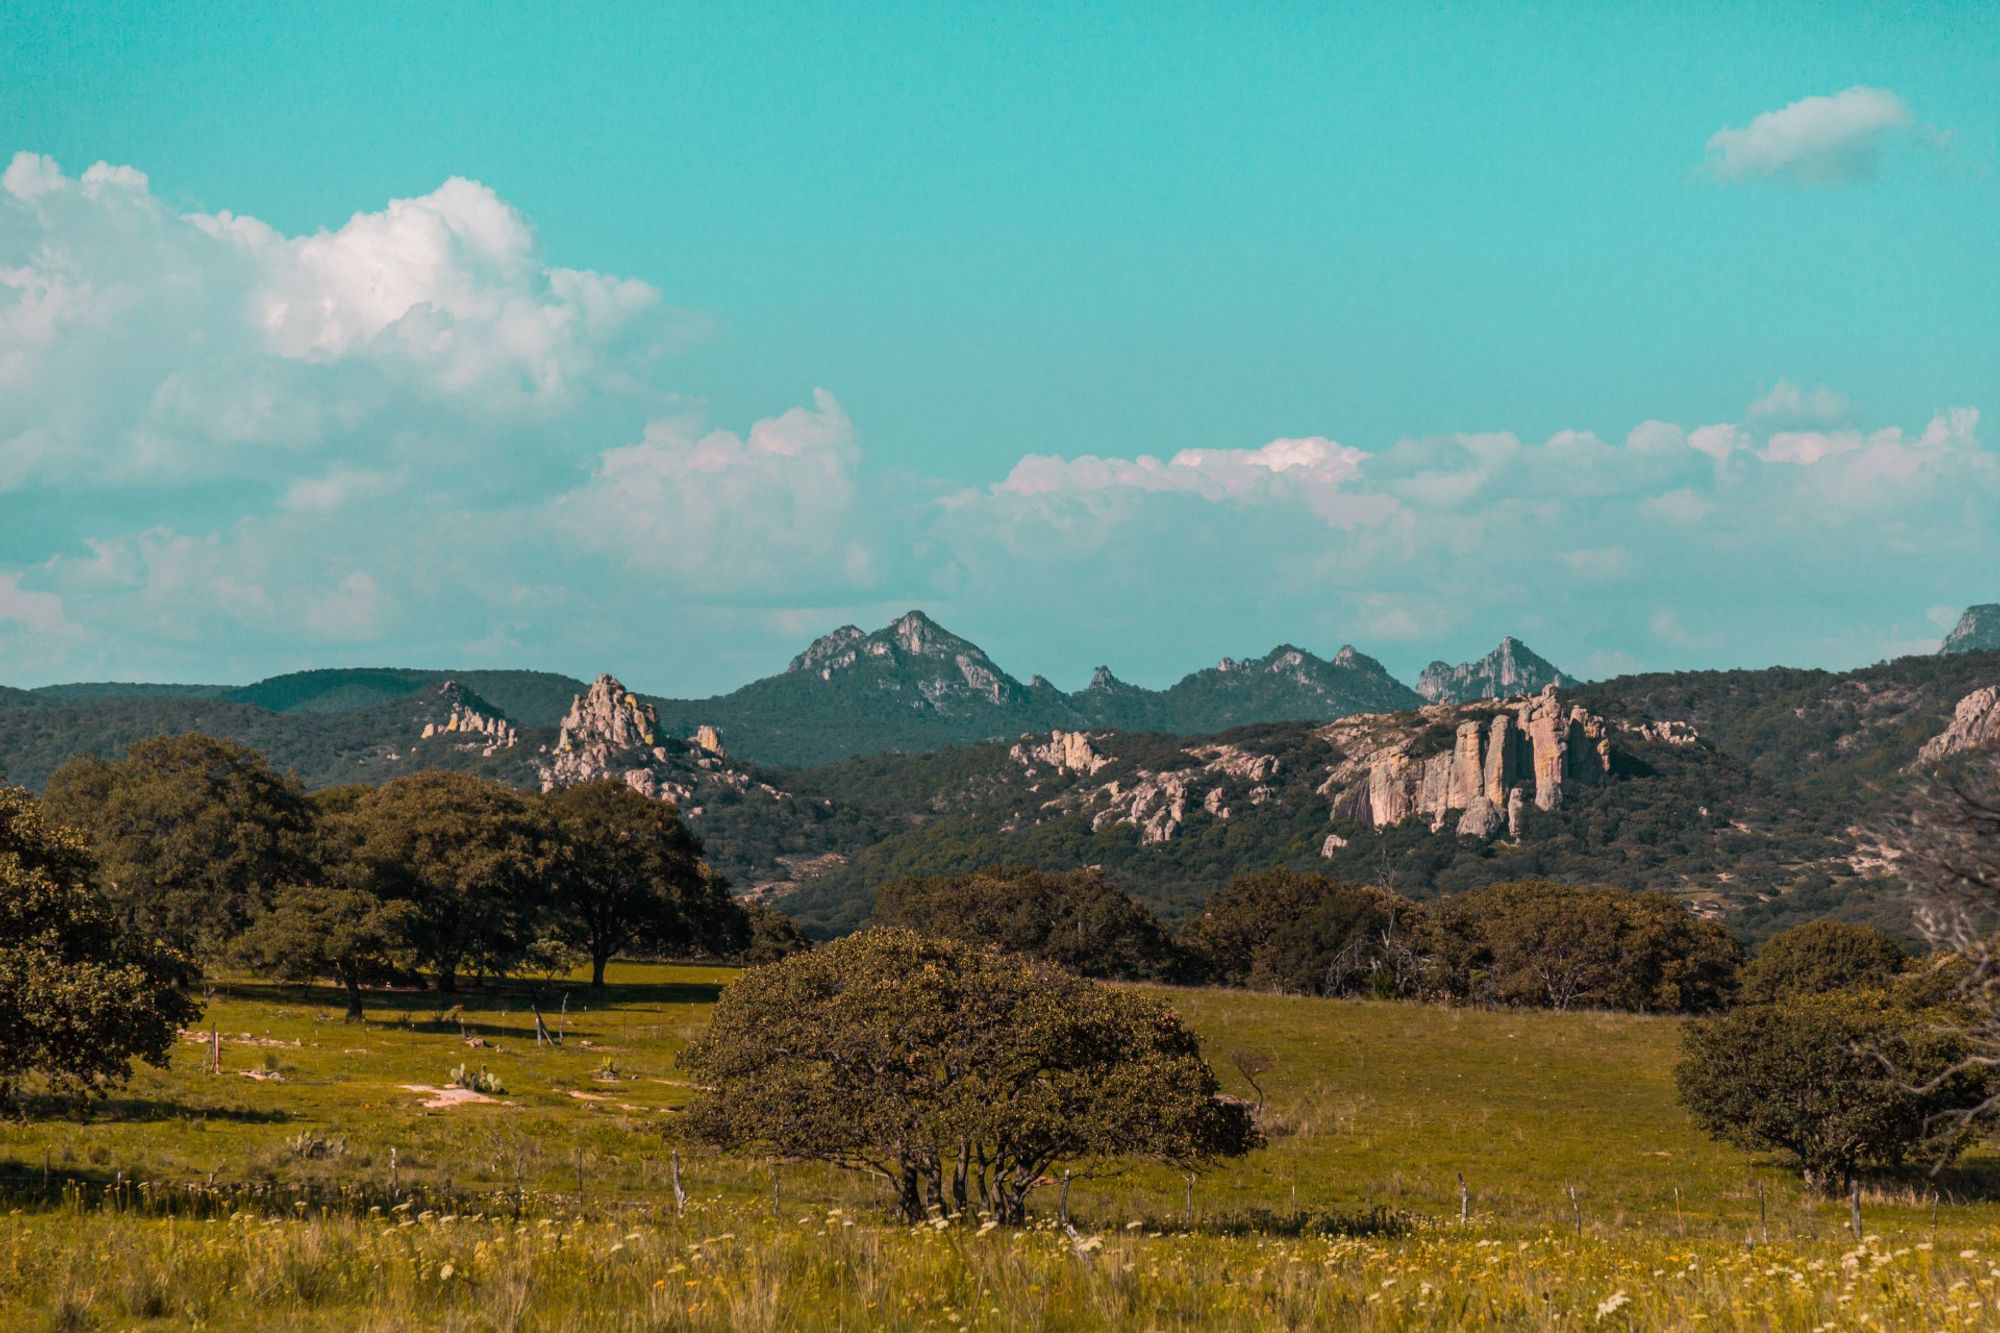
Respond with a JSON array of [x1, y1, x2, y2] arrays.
[[0, 786, 201, 1107], [677, 929, 1258, 1223]]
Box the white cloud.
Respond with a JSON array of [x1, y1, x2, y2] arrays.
[[1704, 87, 1942, 185], [1748, 379, 1851, 425], [0, 572, 67, 633], [304, 572, 393, 642], [0, 152, 678, 492]]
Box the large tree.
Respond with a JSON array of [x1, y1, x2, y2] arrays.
[[1435, 880, 1741, 1013], [43, 735, 317, 964], [678, 928, 1259, 1223], [1178, 869, 1439, 997], [234, 885, 415, 1021], [337, 771, 550, 992], [871, 866, 1188, 982], [1676, 988, 1986, 1190], [541, 780, 746, 987], [0, 787, 201, 1109], [1738, 919, 1906, 1003]]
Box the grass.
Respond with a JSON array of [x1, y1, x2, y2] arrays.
[[3, 963, 2000, 1329]]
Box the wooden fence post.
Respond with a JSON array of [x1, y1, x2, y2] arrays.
[[1567, 1182, 1582, 1239], [1849, 1180, 1862, 1240], [671, 1150, 686, 1218], [1458, 1172, 1469, 1225]]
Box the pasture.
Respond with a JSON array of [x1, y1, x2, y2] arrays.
[[3, 964, 1997, 1329]]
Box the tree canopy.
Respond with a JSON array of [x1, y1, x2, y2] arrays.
[[871, 866, 1188, 982], [1179, 869, 1438, 997], [1435, 880, 1741, 1013], [0, 786, 201, 1108], [1738, 919, 1907, 1003], [336, 771, 550, 992], [42, 734, 316, 964], [678, 928, 1259, 1223], [541, 780, 746, 986], [1676, 988, 1988, 1190]]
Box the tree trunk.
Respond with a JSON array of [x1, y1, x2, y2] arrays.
[[342, 973, 364, 1023], [436, 961, 458, 994], [592, 950, 609, 989]]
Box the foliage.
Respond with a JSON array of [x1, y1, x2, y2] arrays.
[[540, 780, 747, 986], [0, 786, 200, 1108], [1738, 919, 1907, 1003], [335, 771, 551, 992], [677, 929, 1259, 1222], [735, 901, 812, 964], [871, 866, 1189, 981], [1435, 880, 1741, 1013], [41, 734, 317, 963], [1676, 988, 1989, 1189], [233, 885, 415, 1020], [1178, 869, 1439, 997]]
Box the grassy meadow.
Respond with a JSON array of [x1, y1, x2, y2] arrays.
[[4, 963, 2000, 1329]]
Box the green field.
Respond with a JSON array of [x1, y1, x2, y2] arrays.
[[4, 965, 1998, 1329]]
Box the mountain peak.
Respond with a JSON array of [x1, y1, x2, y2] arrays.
[[1415, 637, 1573, 704], [1942, 604, 2000, 655]]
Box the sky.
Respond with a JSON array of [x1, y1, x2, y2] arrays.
[[1, 2, 1996, 695]]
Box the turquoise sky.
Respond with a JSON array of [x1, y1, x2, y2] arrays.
[[1, 3, 1995, 693]]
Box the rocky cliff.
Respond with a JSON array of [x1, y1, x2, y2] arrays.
[[1318, 687, 1668, 837], [1942, 605, 2000, 655], [1914, 687, 2000, 766], [1416, 637, 1575, 704]]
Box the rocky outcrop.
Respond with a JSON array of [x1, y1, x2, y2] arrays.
[[1011, 730, 1110, 776], [540, 674, 782, 812], [786, 610, 1027, 709], [1914, 687, 2000, 766], [1415, 637, 1575, 703], [1942, 606, 2000, 655], [1319, 687, 1616, 835], [415, 682, 518, 755]]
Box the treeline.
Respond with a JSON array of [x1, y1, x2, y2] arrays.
[[873, 866, 1932, 1015], [34, 734, 805, 1018]]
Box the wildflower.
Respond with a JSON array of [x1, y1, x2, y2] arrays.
[[438, 1263, 455, 1280], [1596, 1291, 1629, 1318]]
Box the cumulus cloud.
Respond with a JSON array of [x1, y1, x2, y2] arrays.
[[1704, 87, 1944, 185], [0, 152, 676, 492]]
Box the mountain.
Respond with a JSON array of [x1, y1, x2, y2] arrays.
[[650, 612, 1420, 767], [1942, 605, 2000, 654], [1416, 637, 1575, 703]]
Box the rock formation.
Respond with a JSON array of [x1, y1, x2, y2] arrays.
[[1942, 605, 2000, 655], [1010, 730, 1111, 776], [415, 682, 518, 755], [1320, 686, 1619, 835], [540, 674, 781, 812], [1914, 687, 2000, 766], [1415, 637, 1575, 703]]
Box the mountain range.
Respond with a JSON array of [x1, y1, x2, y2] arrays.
[[5, 606, 1997, 946]]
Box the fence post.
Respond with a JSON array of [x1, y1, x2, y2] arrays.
[[671, 1150, 686, 1218], [1758, 1181, 1768, 1245], [575, 1147, 585, 1201], [389, 1146, 399, 1200], [1458, 1172, 1469, 1225], [1058, 1169, 1072, 1227], [1567, 1182, 1582, 1239], [1849, 1179, 1862, 1241]]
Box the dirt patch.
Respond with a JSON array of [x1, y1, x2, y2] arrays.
[[400, 1084, 507, 1109]]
